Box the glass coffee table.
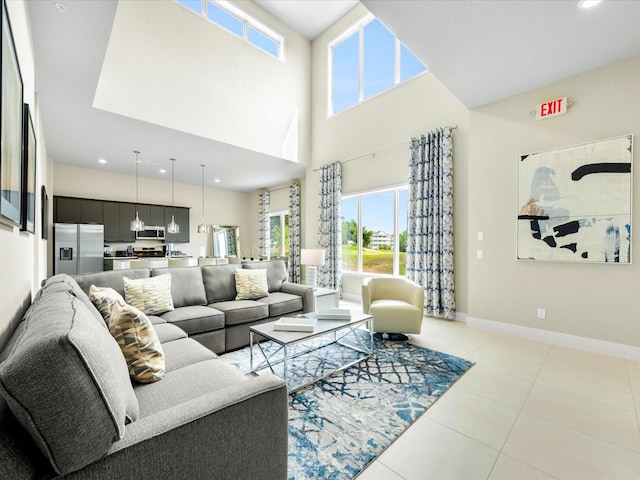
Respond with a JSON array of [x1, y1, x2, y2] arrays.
[[249, 311, 373, 392]]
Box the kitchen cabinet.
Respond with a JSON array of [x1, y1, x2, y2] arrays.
[[150, 205, 165, 226], [81, 199, 103, 224], [164, 207, 190, 243], [118, 203, 136, 242], [103, 202, 120, 242], [55, 197, 82, 223], [135, 204, 150, 225]]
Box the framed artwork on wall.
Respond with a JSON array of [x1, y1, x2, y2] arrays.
[[0, 0, 24, 227], [517, 134, 633, 263], [41, 185, 48, 240], [21, 104, 36, 233]]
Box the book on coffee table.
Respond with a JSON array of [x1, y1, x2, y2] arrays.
[[315, 308, 352, 321], [273, 316, 317, 332]]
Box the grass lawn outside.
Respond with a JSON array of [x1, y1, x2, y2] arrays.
[[342, 245, 406, 275]]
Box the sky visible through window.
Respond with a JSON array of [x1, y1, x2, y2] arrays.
[[342, 189, 408, 234], [333, 18, 427, 115]]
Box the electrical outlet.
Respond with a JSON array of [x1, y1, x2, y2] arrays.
[[476, 249, 484, 259], [537, 308, 546, 319]]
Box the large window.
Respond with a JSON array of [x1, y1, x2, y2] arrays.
[[270, 212, 289, 257], [330, 15, 427, 115], [175, 0, 284, 60], [341, 186, 408, 276]]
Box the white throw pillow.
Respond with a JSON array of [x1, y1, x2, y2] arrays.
[[235, 268, 269, 300], [123, 274, 174, 315]]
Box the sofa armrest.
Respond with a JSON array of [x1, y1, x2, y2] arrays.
[[280, 282, 315, 313], [64, 374, 288, 479]]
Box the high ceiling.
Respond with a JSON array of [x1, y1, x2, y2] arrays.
[[27, 0, 640, 191]]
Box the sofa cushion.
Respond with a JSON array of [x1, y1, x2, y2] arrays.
[[151, 266, 207, 307], [133, 358, 245, 418], [211, 300, 269, 326], [257, 291, 303, 317], [124, 274, 174, 315], [160, 305, 225, 335], [201, 264, 239, 303], [74, 268, 150, 298], [234, 268, 269, 300], [243, 259, 287, 292], [153, 322, 188, 344], [89, 286, 165, 384], [0, 291, 139, 475], [159, 337, 218, 373]]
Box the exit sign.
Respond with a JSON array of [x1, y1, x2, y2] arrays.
[[536, 97, 567, 120]]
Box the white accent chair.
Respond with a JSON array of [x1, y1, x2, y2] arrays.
[[362, 277, 425, 340]]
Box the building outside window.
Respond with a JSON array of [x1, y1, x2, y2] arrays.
[[330, 14, 427, 116], [341, 186, 408, 276]]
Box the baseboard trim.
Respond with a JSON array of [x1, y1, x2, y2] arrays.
[[466, 316, 640, 361]]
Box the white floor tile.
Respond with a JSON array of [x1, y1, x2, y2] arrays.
[[537, 346, 635, 411], [426, 388, 519, 451], [453, 363, 533, 410], [489, 454, 557, 480], [523, 384, 640, 452], [502, 413, 640, 480], [377, 417, 499, 480], [355, 460, 404, 480]]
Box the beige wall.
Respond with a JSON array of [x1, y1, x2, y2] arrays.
[[0, 1, 51, 349], [307, 4, 470, 308], [53, 164, 251, 262], [468, 54, 640, 348], [94, 0, 311, 164]]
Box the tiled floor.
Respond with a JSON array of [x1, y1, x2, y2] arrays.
[[353, 314, 640, 479]]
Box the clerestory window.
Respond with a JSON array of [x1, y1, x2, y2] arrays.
[[175, 0, 284, 60], [330, 15, 427, 116]]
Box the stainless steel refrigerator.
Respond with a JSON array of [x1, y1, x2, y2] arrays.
[[54, 224, 104, 275]]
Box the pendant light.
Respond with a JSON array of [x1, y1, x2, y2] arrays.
[[130, 150, 145, 232], [197, 164, 209, 234], [166, 158, 180, 234]]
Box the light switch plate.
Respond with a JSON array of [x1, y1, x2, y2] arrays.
[[477, 232, 484, 241], [476, 249, 484, 259]]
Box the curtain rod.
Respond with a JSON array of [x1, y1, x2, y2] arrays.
[[313, 125, 458, 172]]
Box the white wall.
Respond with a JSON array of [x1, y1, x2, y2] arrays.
[[94, 0, 311, 164], [307, 4, 470, 306], [0, 1, 50, 348], [53, 164, 251, 262], [468, 54, 640, 349]]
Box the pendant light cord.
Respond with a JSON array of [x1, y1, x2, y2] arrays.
[[134, 150, 140, 203], [201, 164, 205, 222]]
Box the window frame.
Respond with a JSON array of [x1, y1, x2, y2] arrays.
[[341, 185, 408, 277], [269, 210, 289, 257], [328, 14, 427, 117], [175, 0, 285, 61]]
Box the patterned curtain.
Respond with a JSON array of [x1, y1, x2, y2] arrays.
[[406, 127, 456, 319], [317, 162, 342, 290], [258, 190, 270, 258], [288, 182, 301, 283]]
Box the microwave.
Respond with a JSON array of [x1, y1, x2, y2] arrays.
[[135, 226, 165, 240]]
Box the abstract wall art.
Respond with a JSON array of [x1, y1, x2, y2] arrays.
[[517, 135, 633, 263]]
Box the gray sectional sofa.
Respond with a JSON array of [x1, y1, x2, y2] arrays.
[[73, 259, 315, 353], [0, 259, 308, 478]]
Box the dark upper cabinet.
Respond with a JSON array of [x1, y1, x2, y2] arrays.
[[103, 202, 120, 242], [119, 203, 136, 242], [176, 207, 190, 243], [150, 205, 165, 226], [135, 204, 150, 225], [164, 207, 190, 243], [81, 200, 103, 224], [55, 197, 82, 223]]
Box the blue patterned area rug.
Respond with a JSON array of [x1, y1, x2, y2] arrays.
[[220, 331, 473, 480]]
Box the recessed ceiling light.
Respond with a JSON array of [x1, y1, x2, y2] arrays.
[[98, 158, 107, 164], [54, 2, 67, 13], [159, 169, 166, 174], [578, 0, 602, 9], [214, 178, 221, 183]]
